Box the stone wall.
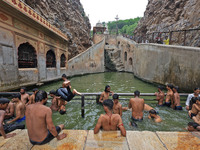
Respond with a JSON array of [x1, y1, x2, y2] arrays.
[[67, 38, 105, 76], [134, 44, 200, 91]]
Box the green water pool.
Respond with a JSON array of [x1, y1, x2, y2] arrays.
[[38, 72, 191, 131]]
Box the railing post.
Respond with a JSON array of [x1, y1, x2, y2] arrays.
[[81, 95, 85, 118]]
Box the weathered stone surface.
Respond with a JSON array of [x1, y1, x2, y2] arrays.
[[156, 132, 200, 150], [24, 0, 92, 59], [85, 130, 128, 150], [127, 131, 166, 150], [32, 130, 88, 150], [134, 0, 200, 47], [0, 130, 33, 150]]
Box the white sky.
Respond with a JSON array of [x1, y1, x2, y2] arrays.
[[80, 0, 148, 28]]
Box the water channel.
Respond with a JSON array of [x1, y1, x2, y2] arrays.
[[38, 72, 190, 131]]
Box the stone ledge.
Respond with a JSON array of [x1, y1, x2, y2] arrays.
[[0, 130, 200, 150]]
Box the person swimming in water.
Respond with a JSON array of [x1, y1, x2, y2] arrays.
[[99, 85, 114, 104], [112, 94, 122, 117], [163, 84, 174, 107], [58, 105, 66, 115], [189, 97, 200, 119], [94, 99, 126, 136], [49, 90, 59, 111], [172, 86, 182, 110], [7, 94, 26, 124], [129, 90, 144, 122], [155, 86, 165, 106], [148, 109, 162, 123]]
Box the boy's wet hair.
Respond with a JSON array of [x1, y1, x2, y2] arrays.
[[62, 74, 67, 79], [0, 98, 10, 104], [158, 86, 164, 91], [173, 86, 179, 91], [113, 94, 119, 100], [35, 91, 47, 102], [105, 85, 110, 92], [49, 90, 56, 95], [194, 87, 199, 91], [134, 90, 140, 96], [20, 87, 26, 91], [103, 99, 113, 110], [188, 122, 199, 129], [12, 93, 21, 100], [33, 88, 39, 92], [59, 110, 66, 115], [167, 84, 174, 89], [149, 109, 157, 115]]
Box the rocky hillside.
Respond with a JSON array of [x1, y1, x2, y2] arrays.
[[133, 0, 200, 47], [24, 0, 92, 59]]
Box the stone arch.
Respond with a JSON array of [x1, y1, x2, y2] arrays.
[[124, 52, 127, 61], [18, 42, 37, 68], [46, 50, 56, 68], [60, 53, 66, 68], [129, 57, 133, 65]]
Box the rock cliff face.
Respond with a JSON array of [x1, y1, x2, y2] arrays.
[[134, 0, 200, 47], [24, 0, 92, 59]]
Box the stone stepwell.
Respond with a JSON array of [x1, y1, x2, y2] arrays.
[[0, 129, 200, 150]]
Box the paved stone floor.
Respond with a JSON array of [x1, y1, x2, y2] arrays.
[[0, 129, 200, 150]]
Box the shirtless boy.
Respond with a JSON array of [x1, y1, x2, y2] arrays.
[[26, 91, 66, 145], [172, 86, 182, 110], [99, 85, 114, 104], [128, 90, 144, 121], [7, 94, 25, 124], [0, 98, 16, 139], [49, 90, 59, 111], [27, 88, 38, 105], [189, 97, 200, 119], [20, 87, 29, 105], [155, 86, 165, 106], [94, 99, 126, 136], [164, 84, 174, 107], [148, 109, 162, 123], [113, 94, 122, 117]]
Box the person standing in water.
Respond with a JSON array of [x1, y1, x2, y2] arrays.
[[112, 94, 122, 117], [27, 88, 39, 105], [172, 86, 182, 110], [94, 99, 126, 136], [99, 85, 114, 104], [128, 90, 144, 121], [163, 84, 174, 107], [155, 86, 165, 106]]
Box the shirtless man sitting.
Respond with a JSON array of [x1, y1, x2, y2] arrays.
[[4, 101, 14, 119], [148, 109, 162, 123], [20, 87, 29, 105], [26, 91, 66, 145], [129, 90, 144, 122], [172, 86, 182, 110], [94, 99, 126, 136], [164, 84, 174, 107], [99, 85, 114, 104], [7, 94, 25, 124], [155, 86, 165, 106], [189, 97, 200, 119], [27, 88, 38, 106], [113, 94, 122, 117], [0, 98, 16, 139]]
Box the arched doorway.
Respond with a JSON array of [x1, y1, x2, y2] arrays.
[[46, 50, 56, 68], [129, 57, 133, 65], [18, 42, 37, 68], [60, 54, 66, 67]]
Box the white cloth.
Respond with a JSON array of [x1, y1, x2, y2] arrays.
[[185, 94, 200, 106]]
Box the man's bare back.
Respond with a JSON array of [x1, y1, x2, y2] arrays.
[[5, 102, 14, 119], [113, 103, 122, 117], [129, 97, 144, 120]]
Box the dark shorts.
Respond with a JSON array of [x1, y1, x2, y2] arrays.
[[56, 86, 75, 102], [190, 113, 197, 119], [175, 106, 182, 110], [163, 102, 171, 107], [131, 116, 143, 122], [157, 104, 164, 107], [30, 126, 61, 145], [0, 123, 25, 136]]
